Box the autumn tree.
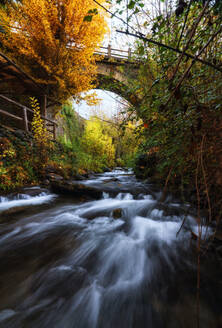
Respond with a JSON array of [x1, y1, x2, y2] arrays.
[[0, 0, 108, 102]]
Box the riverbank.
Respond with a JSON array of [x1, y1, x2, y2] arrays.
[[134, 152, 222, 225], [0, 125, 114, 195]]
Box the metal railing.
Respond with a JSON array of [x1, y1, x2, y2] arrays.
[[0, 94, 57, 140]]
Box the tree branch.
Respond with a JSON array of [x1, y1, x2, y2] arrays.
[[93, 0, 222, 73], [177, 0, 193, 49], [165, 26, 222, 107], [116, 30, 222, 73], [170, 0, 211, 83]]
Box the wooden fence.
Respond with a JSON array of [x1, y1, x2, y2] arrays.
[[0, 94, 57, 140]]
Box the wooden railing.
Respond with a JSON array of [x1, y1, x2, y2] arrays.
[[67, 44, 137, 61], [94, 45, 135, 61], [0, 95, 57, 140]]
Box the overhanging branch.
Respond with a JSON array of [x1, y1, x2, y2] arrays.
[[116, 30, 222, 73]]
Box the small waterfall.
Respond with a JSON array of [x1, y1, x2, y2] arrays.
[[0, 189, 57, 213]]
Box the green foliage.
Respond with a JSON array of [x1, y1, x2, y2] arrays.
[[57, 101, 141, 172], [115, 121, 141, 167], [0, 98, 142, 193], [57, 101, 116, 172], [81, 117, 115, 171], [0, 135, 39, 191], [84, 8, 98, 22], [111, 0, 222, 218], [59, 102, 82, 152]]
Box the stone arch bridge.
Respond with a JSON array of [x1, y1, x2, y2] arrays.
[[0, 47, 140, 139], [94, 46, 140, 105]]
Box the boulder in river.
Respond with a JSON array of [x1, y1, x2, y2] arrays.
[[47, 173, 64, 182], [103, 167, 112, 172], [50, 179, 102, 199], [112, 208, 122, 219]]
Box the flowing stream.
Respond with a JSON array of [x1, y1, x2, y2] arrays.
[[0, 169, 221, 328]]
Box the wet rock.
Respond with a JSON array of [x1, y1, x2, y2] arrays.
[[0, 187, 55, 219], [45, 165, 58, 174], [21, 187, 49, 197], [50, 175, 149, 199], [82, 172, 89, 178], [0, 309, 17, 324], [45, 165, 69, 179], [47, 173, 64, 182], [103, 167, 112, 172], [42, 179, 50, 186], [88, 170, 95, 175], [155, 202, 186, 217], [50, 179, 102, 199], [102, 178, 119, 183], [74, 173, 86, 181], [112, 208, 122, 219], [0, 205, 29, 216]]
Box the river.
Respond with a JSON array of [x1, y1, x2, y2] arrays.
[[0, 168, 221, 328]]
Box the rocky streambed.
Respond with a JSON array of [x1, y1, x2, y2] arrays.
[[0, 168, 222, 328]]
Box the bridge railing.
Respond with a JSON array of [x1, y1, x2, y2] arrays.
[[94, 45, 135, 60], [0, 94, 57, 140]]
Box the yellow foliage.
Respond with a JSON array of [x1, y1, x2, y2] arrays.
[[0, 137, 15, 160], [1, 148, 15, 159], [78, 91, 101, 106], [0, 0, 108, 102], [81, 117, 115, 167], [30, 97, 48, 144]]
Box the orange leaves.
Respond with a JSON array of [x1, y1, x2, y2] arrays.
[[0, 0, 108, 102]]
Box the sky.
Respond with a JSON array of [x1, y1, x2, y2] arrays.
[[74, 89, 125, 119]]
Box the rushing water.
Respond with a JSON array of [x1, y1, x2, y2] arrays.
[[0, 169, 221, 328]]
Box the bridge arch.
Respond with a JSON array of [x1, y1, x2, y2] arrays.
[[50, 47, 141, 121], [95, 60, 140, 105], [95, 74, 138, 106]]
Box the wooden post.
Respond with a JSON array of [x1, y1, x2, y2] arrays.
[[41, 95, 47, 127], [128, 47, 131, 59], [108, 44, 111, 58], [23, 107, 28, 132], [53, 123, 56, 140]]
